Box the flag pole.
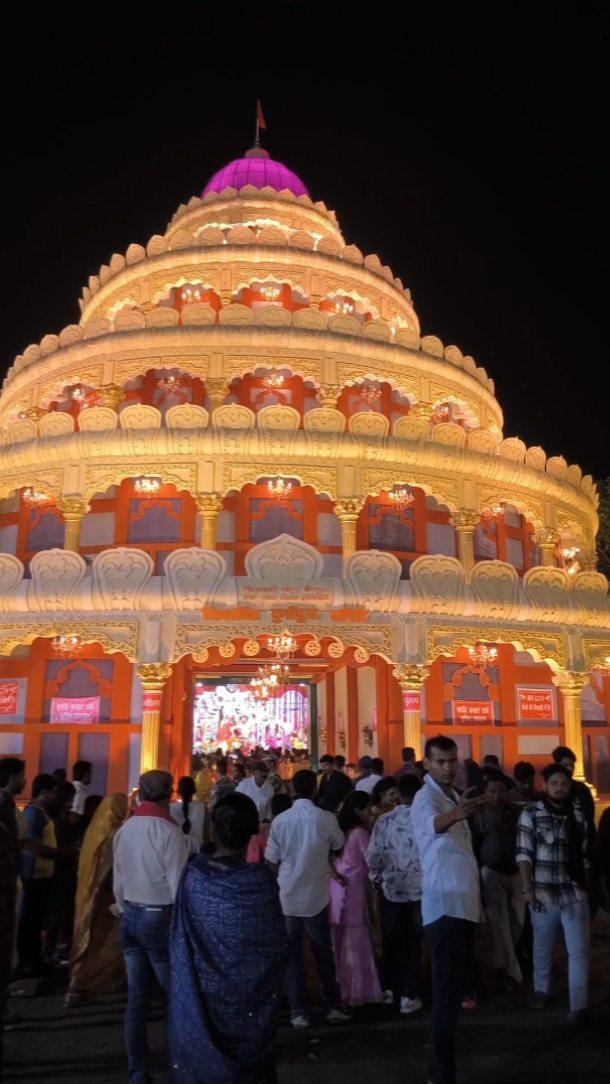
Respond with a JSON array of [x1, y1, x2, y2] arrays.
[[254, 100, 260, 148]]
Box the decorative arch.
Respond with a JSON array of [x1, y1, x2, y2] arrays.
[[357, 485, 457, 581], [172, 625, 394, 667], [426, 626, 567, 672]]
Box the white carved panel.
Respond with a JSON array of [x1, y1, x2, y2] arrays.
[[410, 555, 465, 615], [119, 404, 162, 430], [471, 560, 520, 620], [39, 413, 75, 437], [93, 548, 154, 610], [347, 551, 401, 612], [523, 567, 569, 621], [165, 404, 209, 430], [29, 549, 86, 612], [349, 412, 390, 438], [212, 405, 256, 429], [77, 407, 119, 432], [257, 405, 300, 431], [0, 554, 24, 611], [304, 408, 346, 433], [165, 548, 226, 609], [245, 534, 323, 583]]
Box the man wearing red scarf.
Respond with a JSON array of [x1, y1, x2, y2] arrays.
[[113, 770, 188, 1084]]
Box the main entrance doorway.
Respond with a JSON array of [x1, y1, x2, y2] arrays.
[[192, 676, 311, 755]]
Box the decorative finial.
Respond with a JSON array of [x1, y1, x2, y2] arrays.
[[245, 100, 270, 160]]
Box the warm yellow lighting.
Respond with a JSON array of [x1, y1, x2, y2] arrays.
[[389, 486, 414, 512], [267, 630, 296, 662], [267, 476, 292, 500], [468, 643, 499, 667], [134, 476, 161, 497]]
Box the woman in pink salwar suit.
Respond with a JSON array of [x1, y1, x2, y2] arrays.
[[329, 791, 381, 1005]]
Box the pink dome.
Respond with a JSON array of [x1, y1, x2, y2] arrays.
[[203, 149, 310, 198]]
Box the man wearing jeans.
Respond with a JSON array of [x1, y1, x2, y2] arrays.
[[265, 769, 351, 1028], [366, 773, 423, 1013], [113, 770, 187, 1084], [517, 761, 590, 1024], [411, 736, 484, 1084]]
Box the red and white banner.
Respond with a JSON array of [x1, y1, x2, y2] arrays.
[[50, 696, 100, 725], [143, 691, 163, 713], [0, 681, 20, 715], [452, 700, 494, 725], [517, 688, 555, 721], [402, 691, 421, 712]]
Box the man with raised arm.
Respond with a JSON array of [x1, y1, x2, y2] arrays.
[[411, 735, 485, 1084]]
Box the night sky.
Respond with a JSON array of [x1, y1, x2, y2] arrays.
[[1, 5, 607, 479]]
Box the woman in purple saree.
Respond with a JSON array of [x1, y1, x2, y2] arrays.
[[168, 793, 289, 1084]]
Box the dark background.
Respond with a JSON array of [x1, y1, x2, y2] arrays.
[[0, 4, 607, 478]]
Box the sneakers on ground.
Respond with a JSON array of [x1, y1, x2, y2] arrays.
[[567, 1009, 588, 1027], [290, 1013, 310, 1029], [381, 989, 394, 1004], [400, 996, 423, 1015], [461, 996, 477, 1010], [326, 1006, 352, 1024], [529, 992, 548, 1011]]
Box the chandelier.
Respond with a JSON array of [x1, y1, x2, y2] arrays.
[[134, 476, 161, 497], [334, 298, 354, 315], [433, 404, 452, 423], [264, 372, 285, 389], [468, 643, 499, 668], [52, 633, 85, 658], [251, 662, 290, 700], [260, 284, 281, 301], [482, 503, 505, 523], [267, 630, 296, 662], [157, 375, 182, 394], [181, 285, 203, 303], [359, 385, 381, 406], [23, 487, 50, 507], [389, 486, 415, 513], [267, 476, 292, 500], [72, 388, 102, 410], [562, 546, 581, 575], [593, 656, 610, 677]]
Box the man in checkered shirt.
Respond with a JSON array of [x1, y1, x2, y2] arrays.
[[516, 762, 590, 1023]]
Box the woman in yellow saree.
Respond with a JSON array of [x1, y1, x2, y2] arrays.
[[64, 792, 128, 1007]]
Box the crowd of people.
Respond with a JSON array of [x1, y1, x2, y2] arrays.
[[1, 738, 609, 1084]]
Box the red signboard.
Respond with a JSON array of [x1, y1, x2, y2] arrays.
[[452, 700, 494, 725], [518, 688, 555, 721], [143, 691, 163, 712], [0, 681, 20, 715], [50, 696, 100, 725], [402, 691, 421, 712]]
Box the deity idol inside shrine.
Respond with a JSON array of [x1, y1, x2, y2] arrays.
[[1, 140, 609, 796]]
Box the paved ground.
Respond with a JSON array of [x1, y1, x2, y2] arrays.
[[4, 914, 610, 1083]]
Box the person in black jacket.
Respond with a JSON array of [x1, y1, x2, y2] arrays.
[[317, 755, 353, 813]]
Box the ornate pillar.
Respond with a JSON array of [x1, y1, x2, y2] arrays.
[[196, 493, 223, 549], [393, 664, 430, 760], [534, 528, 557, 567], [57, 496, 89, 552], [335, 498, 365, 569], [206, 378, 229, 413], [551, 671, 590, 781], [98, 383, 125, 411], [137, 663, 173, 774], [316, 383, 342, 410], [450, 509, 480, 575]]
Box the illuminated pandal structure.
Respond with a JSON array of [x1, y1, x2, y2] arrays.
[[0, 133, 608, 795]]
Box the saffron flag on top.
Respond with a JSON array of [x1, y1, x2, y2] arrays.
[[256, 100, 267, 130]]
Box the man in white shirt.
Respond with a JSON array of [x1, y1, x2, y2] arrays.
[[411, 736, 484, 1084], [366, 773, 423, 1014], [113, 770, 188, 1084], [70, 760, 92, 818], [354, 755, 384, 795], [265, 769, 350, 1028], [236, 761, 274, 822]]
